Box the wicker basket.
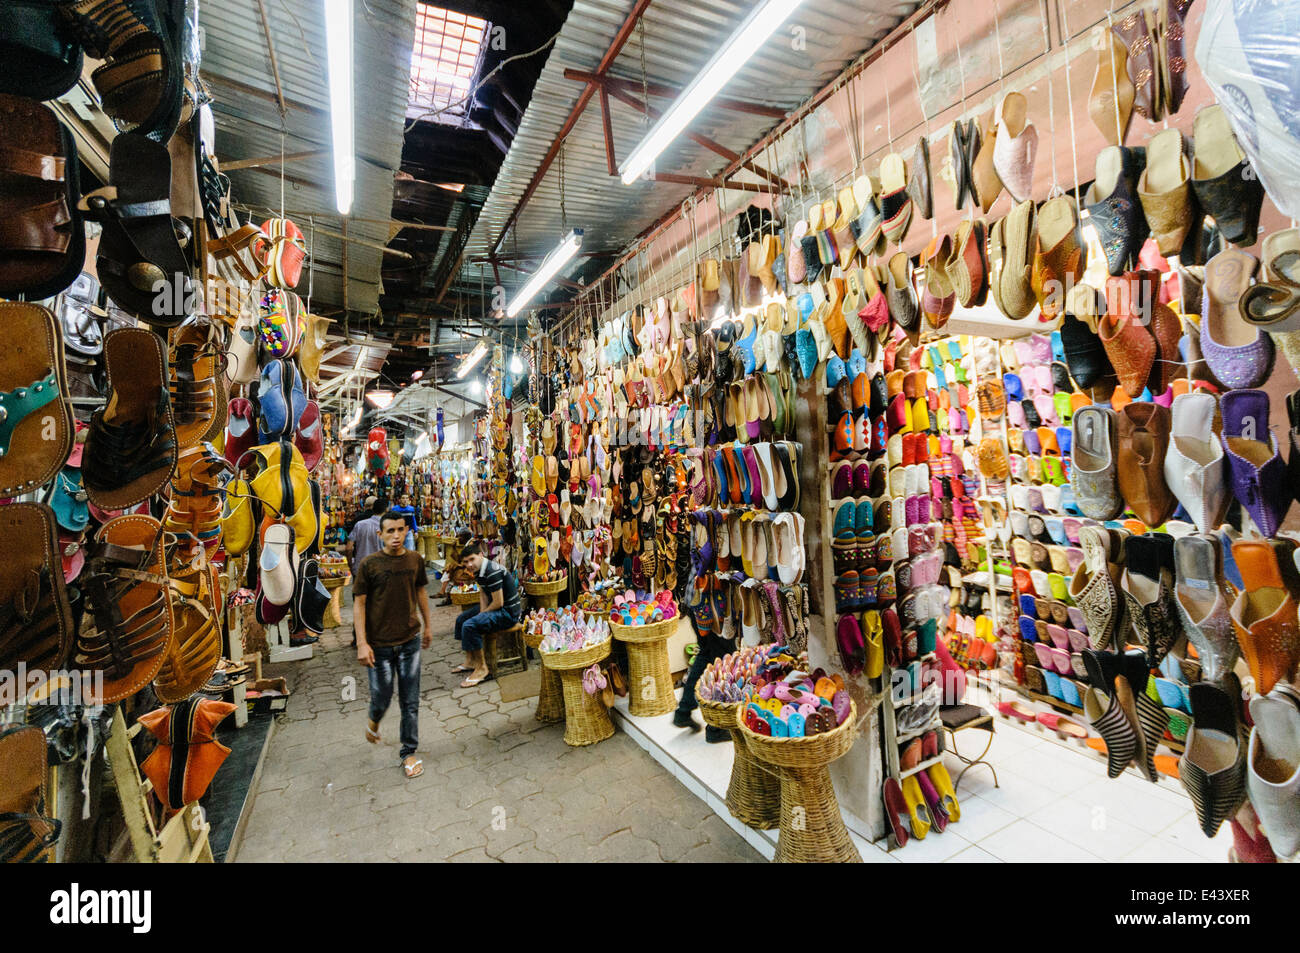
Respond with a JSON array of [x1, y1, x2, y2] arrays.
[[739, 699, 861, 863], [611, 616, 677, 717], [535, 666, 565, 724], [697, 693, 781, 830], [450, 590, 480, 606], [525, 577, 567, 596], [544, 640, 614, 746], [540, 639, 610, 672], [608, 615, 676, 644]]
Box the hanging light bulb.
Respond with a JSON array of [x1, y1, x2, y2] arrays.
[[509, 353, 523, 375]]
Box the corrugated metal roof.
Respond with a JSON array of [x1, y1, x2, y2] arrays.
[[200, 0, 417, 315], [463, 0, 918, 285]]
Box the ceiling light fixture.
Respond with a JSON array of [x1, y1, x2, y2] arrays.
[[469, 379, 483, 396], [366, 389, 394, 409], [619, 0, 805, 185], [410, 369, 424, 381], [505, 229, 583, 317], [456, 340, 489, 378], [509, 353, 523, 374], [324, 0, 355, 215]]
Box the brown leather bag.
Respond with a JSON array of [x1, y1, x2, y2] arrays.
[[0, 724, 60, 862], [0, 94, 84, 298]]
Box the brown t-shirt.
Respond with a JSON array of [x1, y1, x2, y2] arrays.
[[354, 549, 428, 646]]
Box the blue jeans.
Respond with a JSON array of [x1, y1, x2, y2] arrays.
[[456, 606, 517, 652], [367, 636, 421, 759]]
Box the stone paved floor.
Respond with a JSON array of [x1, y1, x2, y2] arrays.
[[235, 594, 760, 863]]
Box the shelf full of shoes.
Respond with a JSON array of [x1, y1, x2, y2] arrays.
[[563, 200, 814, 651], [896, 0, 1300, 850]]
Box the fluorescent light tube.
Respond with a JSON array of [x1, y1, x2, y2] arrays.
[[324, 0, 355, 215], [620, 0, 805, 184], [456, 341, 489, 378], [505, 229, 583, 317]]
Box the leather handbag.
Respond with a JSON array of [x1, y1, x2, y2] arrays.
[[0, 1, 84, 101], [0, 94, 85, 299], [0, 724, 61, 862]]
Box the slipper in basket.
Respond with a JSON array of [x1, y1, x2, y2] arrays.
[[83, 327, 177, 510], [0, 303, 74, 498]]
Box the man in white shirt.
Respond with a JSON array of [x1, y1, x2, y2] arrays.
[[345, 496, 386, 647]]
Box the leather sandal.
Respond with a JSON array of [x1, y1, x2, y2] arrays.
[[83, 327, 177, 510], [62, 0, 187, 142], [74, 513, 175, 703], [152, 541, 221, 702], [0, 95, 87, 299], [0, 724, 61, 862], [168, 319, 222, 449], [0, 503, 75, 676], [0, 303, 74, 498], [80, 133, 194, 325]]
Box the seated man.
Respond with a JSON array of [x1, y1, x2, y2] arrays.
[[453, 542, 521, 688]]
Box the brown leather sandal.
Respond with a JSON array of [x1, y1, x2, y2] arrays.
[[74, 513, 176, 703], [0, 95, 86, 299], [168, 320, 222, 449], [0, 303, 74, 498], [0, 503, 75, 675], [152, 542, 221, 703], [83, 327, 177, 510], [0, 724, 61, 863]]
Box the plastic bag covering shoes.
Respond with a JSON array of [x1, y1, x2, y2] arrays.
[[992, 92, 1038, 203], [1221, 389, 1290, 538], [1137, 128, 1194, 257], [1173, 534, 1240, 685], [0, 303, 74, 499], [1084, 146, 1149, 278], [83, 327, 177, 511], [1201, 249, 1272, 389], [1247, 686, 1300, 859], [1071, 406, 1123, 520], [1164, 392, 1227, 533], [1191, 104, 1265, 248], [1230, 540, 1300, 698]]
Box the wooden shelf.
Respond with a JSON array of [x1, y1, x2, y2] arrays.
[[899, 754, 945, 780]]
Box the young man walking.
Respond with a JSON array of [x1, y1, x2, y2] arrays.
[[354, 510, 433, 778], [453, 542, 520, 688]]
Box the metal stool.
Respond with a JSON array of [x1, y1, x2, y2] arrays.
[[939, 704, 998, 790]]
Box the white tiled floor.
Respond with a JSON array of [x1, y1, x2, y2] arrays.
[[612, 683, 1234, 863]]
